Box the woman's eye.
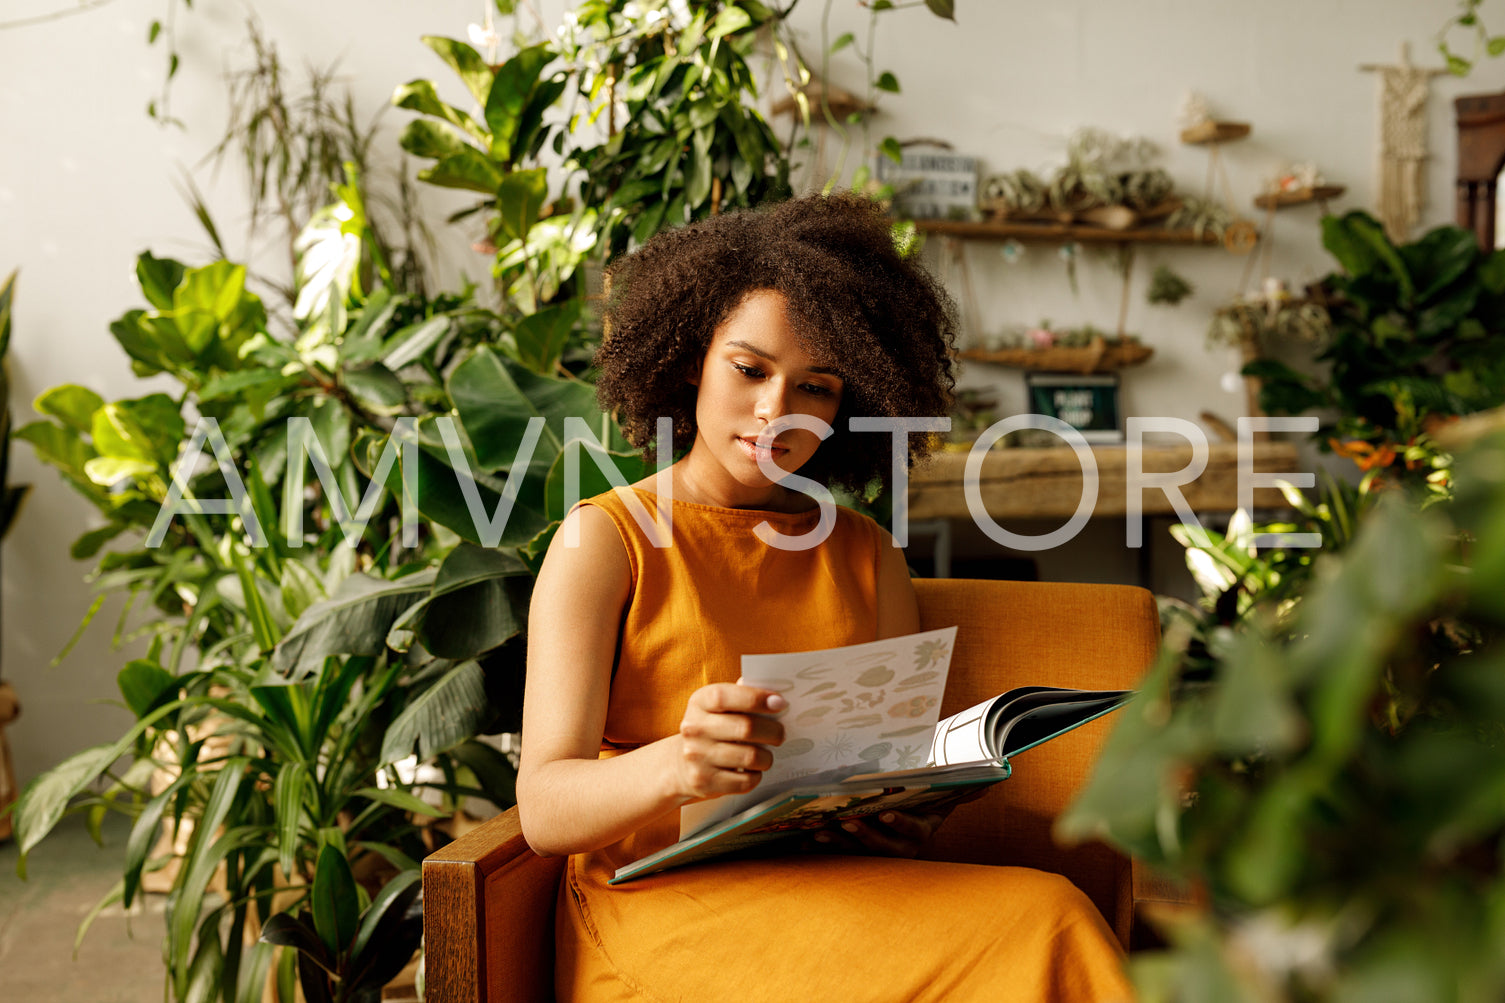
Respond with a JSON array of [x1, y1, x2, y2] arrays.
[[801, 383, 835, 398], [732, 362, 763, 379]]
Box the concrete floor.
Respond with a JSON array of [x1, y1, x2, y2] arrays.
[[0, 812, 169, 1002]]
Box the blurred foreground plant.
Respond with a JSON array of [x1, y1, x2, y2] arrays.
[[1062, 427, 1505, 1001]]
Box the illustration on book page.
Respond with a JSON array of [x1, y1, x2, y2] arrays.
[[680, 626, 958, 837]]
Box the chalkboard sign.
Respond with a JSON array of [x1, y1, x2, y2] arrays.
[[1026, 372, 1122, 443]]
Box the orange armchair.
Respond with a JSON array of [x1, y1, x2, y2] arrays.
[[421, 578, 1166, 1003]]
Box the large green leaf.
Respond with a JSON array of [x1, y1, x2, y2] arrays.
[[421, 35, 493, 107], [135, 252, 186, 311], [34, 384, 104, 433], [388, 543, 530, 658], [346, 869, 422, 991], [510, 300, 581, 374], [379, 659, 489, 765], [417, 148, 508, 195], [97, 394, 186, 468], [310, 844, 359, 956], [271, 570, 436, 679], [394, 422, 551, 548], [118, 658, 178, 718], [484, 43, 555, 164], [1401, 225, 1479, 305], [1322, 211, 1414, 305], [397, 118, 472, 161], [13, 421, 104, 506], [543, 436, 654, 523], [393, 79, 487, 147], [274, 762, 309, 882], [447, 345, 564, 472], [11, 698, 186, 864], [495, 168, 549, 244]]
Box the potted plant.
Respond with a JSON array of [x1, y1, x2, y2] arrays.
[[1245, 210, 1505, 496]]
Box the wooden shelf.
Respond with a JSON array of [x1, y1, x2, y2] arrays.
[[1179, 120, 1251, 145], [1253, 185, 1346, 210], [914, 218, 1224, 246], [959, 340, 1153, 373]]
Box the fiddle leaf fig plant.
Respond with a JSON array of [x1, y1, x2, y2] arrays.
[[7, 177, 641, 1002]]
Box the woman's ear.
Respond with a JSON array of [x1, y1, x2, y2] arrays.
[[686, 355, 704, 388]]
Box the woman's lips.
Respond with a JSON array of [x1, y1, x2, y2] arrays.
[[737, 436, 787, 462]]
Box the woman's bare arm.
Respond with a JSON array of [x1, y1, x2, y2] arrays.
[[516, 504, 786, 857]]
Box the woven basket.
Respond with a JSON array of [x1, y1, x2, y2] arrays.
[[959, 337, 1154, 374]]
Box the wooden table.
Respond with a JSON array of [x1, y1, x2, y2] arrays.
[[908, 441, 1302, 522], [905, 440, 1305, 577]]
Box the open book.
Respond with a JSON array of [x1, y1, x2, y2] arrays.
[[610, 629, 1130, 884]]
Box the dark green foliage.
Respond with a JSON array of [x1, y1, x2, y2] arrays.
[[1063, 429, 1505, 1000], [1251, 211, 1505, 458]]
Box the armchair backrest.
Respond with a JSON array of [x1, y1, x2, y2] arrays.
[[421, 578, 1161, 1003], [913, 578, 1160, 942]]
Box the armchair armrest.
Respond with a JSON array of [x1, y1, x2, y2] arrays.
[[423, 807, 564, 1003]]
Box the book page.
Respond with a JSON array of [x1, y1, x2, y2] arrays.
[[679, 625, 957, 838], [928, 697, 997, 767]]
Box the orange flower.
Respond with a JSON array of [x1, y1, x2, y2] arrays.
[[1329, 437, 1397, 471]]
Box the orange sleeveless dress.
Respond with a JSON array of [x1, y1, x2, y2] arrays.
[[554, 488, 1134, 1003]]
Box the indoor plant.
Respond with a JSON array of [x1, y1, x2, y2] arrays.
[[1061, 423, 1505, 1001], [1245, 210, 1505, 498], [7, 176, 640, 1001]]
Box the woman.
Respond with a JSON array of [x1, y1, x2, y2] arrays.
[[517, 194, 1133, 1002]]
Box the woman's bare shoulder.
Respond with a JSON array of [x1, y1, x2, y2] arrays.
[[536, 502, 632, 599]]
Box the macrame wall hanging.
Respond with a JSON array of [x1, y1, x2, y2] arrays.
[[1361, 42, 1446, 243]]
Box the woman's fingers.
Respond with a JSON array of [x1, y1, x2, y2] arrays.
[[673, 683, 788, 798], [681, 684, 786, 746], [817, 810, 947, 858], [688, 682, 787, 719]]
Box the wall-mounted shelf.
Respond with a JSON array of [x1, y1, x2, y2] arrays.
[[914, 218, 1226, 246], [1253, 185, 1346, 210], [1179, 120, 1251, 145], [959, 339, 1153, 374]]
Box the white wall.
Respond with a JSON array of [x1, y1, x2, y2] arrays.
[[1, 0, 1498, 786]]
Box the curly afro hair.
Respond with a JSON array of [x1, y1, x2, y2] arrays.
[[593, 193, 957, 495]]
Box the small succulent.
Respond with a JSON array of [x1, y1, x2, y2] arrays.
[[1147, 265, 1194, 306]]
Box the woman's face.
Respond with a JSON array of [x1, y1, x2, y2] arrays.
[[685, 289, 844, 498]]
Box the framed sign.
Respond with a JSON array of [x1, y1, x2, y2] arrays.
[[875, 151, 978, 220], [1026, 372, 1123, 443]]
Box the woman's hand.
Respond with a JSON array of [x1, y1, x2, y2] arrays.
[[673, 682, 787, 800], [810, 810, 947, 859]]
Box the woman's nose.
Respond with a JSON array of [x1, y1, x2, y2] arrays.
[[754, 381, 788, 422]]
